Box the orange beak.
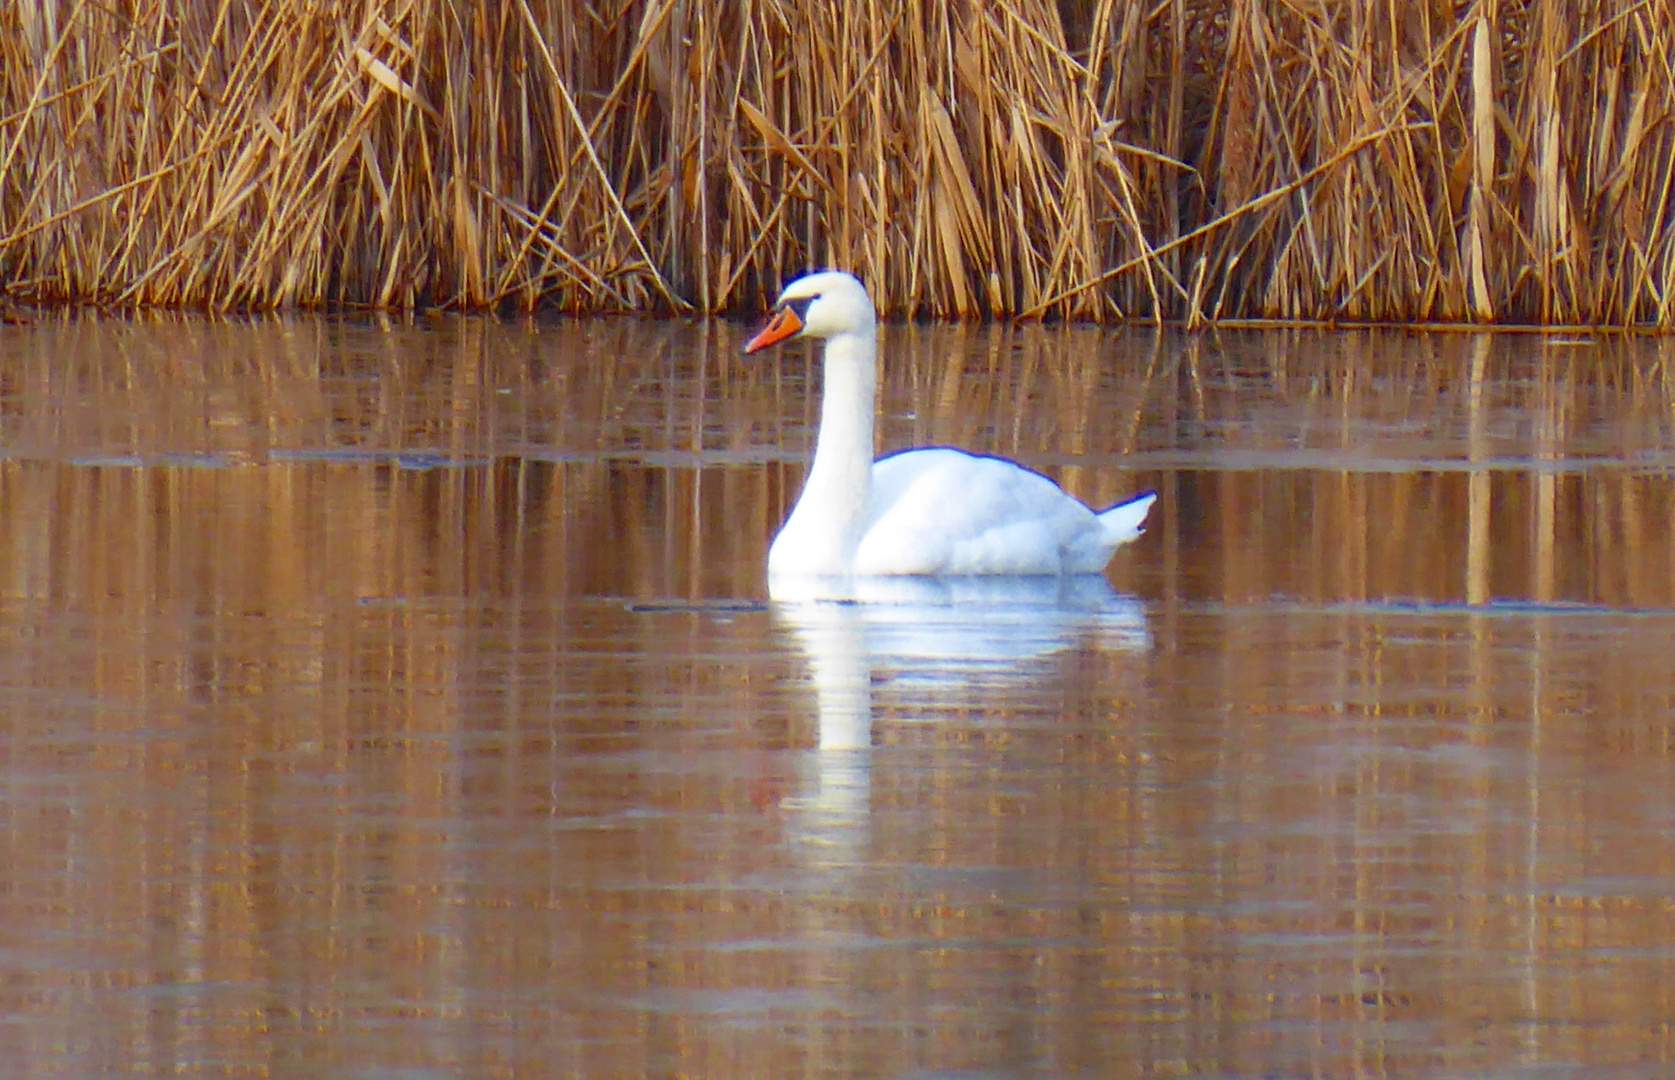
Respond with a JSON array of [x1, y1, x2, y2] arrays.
[[743, 306, 804, 354]]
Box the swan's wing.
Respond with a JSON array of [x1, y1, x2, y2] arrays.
[[857, 449, 1095, 574]]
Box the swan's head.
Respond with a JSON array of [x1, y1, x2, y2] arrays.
[[743, 271, 875, 354]]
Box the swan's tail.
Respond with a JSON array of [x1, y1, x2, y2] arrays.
[[1097, 491, 1157, 545]]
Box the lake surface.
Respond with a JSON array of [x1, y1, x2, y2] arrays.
[[1, 314, 1673, 1078]]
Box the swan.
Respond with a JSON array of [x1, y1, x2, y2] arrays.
[[745, 270, 1155, 586]]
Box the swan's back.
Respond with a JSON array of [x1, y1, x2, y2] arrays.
[[854, 449, 1138, 575]]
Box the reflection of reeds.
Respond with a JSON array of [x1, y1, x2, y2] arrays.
[[3, 320, 1674, 1077], [3, 317, 1671, 605], [4, 2, 1674, 323], [1157, 332, 1675, 607]]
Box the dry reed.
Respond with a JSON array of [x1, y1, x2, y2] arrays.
[[2, 0, 1674, 324]]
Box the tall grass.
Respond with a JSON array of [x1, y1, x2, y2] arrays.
[[2, 0, 1673, 323]]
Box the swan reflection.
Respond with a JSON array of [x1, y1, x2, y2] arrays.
[[774, 575, 1150, 860]]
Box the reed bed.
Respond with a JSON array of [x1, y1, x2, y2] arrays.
[[2, 0, 1673, 323]]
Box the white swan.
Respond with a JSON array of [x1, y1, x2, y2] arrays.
[[746, 271, 1155, 588]]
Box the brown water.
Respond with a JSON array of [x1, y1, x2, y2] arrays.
[[2, 314, 1673, 1078]]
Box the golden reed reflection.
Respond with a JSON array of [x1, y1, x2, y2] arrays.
[[0, 316, 1672, 1077], [2, 313, 1672, 611]]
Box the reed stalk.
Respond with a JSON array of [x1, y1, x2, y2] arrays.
[[2, 0, 1673, 324]]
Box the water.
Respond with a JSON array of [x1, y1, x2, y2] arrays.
[[1, 314, 1674, 1078]]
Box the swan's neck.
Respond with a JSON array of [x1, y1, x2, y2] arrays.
[[775, 330, 876, 573], [805, 330, 876, 508]]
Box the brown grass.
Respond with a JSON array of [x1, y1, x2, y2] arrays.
[[2, 0, 1674, 324]]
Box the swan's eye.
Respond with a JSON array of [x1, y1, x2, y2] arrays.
[[786, 296, 816, 321]]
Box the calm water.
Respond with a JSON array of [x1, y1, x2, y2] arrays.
[[1, 314, 1674, 1078]]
